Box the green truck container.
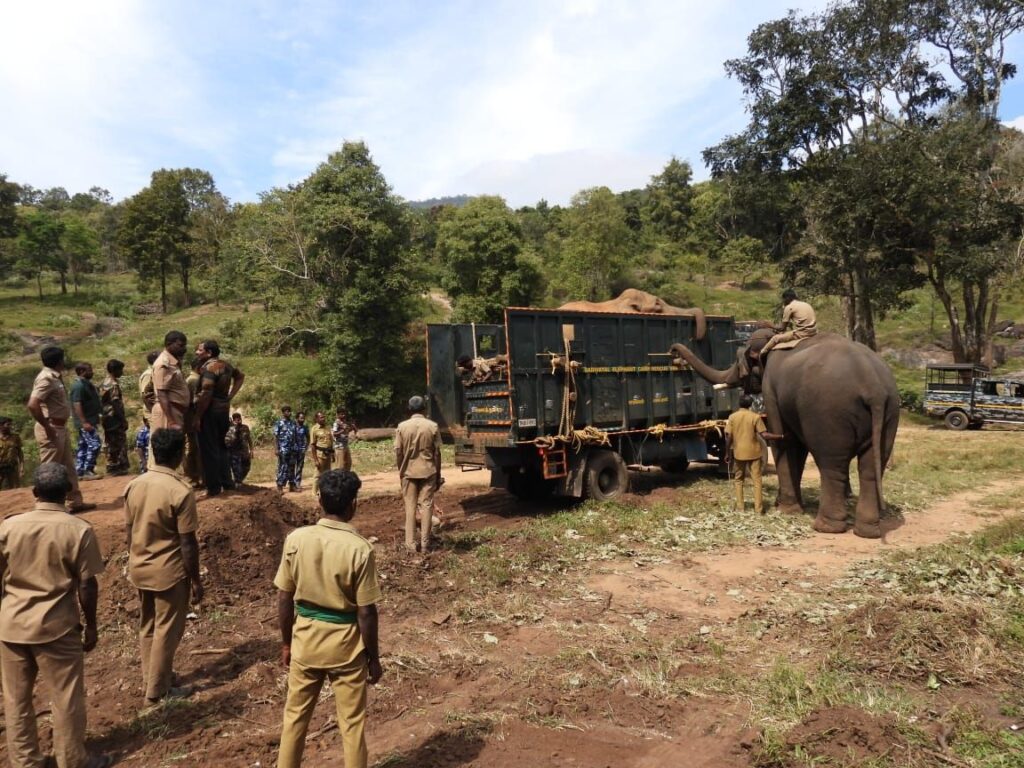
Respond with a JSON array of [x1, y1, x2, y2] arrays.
[[426, 306, 740, 500]]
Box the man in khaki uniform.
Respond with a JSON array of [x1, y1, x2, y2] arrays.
[[761, 289, 818, 355], [151, 331, 191, 431], [725, 395, 776, 515], [275, 469, 383, 768], [308, 411, 335, 497], [394, 396, 442, 553], [26, 346, 94, 513], [0, 463, 111, 768], [139, 350, 160, 418], [124, 428, 203, 708]]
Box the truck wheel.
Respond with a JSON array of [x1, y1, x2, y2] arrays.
[[660, 457, 690, 474], [944, 410, 969, 431], [584, 451, 628, 501]]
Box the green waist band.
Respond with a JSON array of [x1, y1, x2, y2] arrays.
[[295, 601, 357, 625]]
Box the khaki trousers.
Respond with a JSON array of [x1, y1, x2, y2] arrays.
[[138, 579, 190, 701], [313, 451, 333, 496], [732, 458, 764, 514], [401, 477, 435, 551], [761, 328, 817, 355], [150, 403, 185, 432], [33, 424, 82, 505], [1, 631, 89, 768], [277, 656, 367, 768]]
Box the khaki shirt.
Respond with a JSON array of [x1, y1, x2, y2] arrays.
[[124, 466, 198, 591], [726, 408, 766, 462], [0, 502, 105, 644], [152, 350, 191, 411], [274, 519, 382, 668], [139, 367, 155, 414], [394, 414, 441, 480], [782, 300, 817, 336], [309, 424, 334, 452], [29, 367, 71, 422]]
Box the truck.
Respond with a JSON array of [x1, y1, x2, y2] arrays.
[[924, 363, 1024, 430], [426, 306, 740, 501]]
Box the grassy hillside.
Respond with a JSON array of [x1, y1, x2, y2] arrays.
[[2, 270, 1023, 448]]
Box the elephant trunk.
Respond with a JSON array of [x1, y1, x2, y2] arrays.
[[669, 342, 740, 386], [672, 308, 707, 342]]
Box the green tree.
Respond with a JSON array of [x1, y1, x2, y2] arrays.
[[15, 209, 64, 298], [646, 157, 694, 242], [558, 187, 632, 302], [118, 170, 190, 312], [436, 195, 541, 322], [59, 213, 100, 294], [0, 173, 19, 238]]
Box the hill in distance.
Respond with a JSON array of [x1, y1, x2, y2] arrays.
[[406, 194, 474, 210]]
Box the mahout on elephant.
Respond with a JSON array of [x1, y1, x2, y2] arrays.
[[559, 288, 708, 341], [671, 328, 900, 538]]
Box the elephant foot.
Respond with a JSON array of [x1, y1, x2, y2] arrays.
[[853, 520, 882, 539], [777, 501, 805, 516], [812, 515, 849, 534]]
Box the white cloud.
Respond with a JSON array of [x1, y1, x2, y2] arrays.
[[1004, 115, 1024, 132], [0, 0, 231, 197]]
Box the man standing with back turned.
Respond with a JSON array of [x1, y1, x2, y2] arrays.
[[275, 469, 383, 768], [194, 339, 245, 497], [0, 463, 111, 768], [394, 396, 442, 554], [27, 346, 95, 513], [124, 428, 203, 709]]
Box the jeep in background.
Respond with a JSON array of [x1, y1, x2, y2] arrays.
[[924, 364, 1024, 430]]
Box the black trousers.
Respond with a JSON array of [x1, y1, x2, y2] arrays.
[[198, 408, 233, 494]]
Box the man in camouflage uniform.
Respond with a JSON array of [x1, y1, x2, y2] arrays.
[[100, 359, 131, 476], [293, 412, 310, 491], [274, 406, 301, 492], [332, 409, 355, 472], [225, 412, 254, 485], [70, 362, 103, 480], [0, 417, 23, 490]]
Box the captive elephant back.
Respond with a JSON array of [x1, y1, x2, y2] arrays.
[[763, 332, 899, 513], [559, 289, 708, 341]]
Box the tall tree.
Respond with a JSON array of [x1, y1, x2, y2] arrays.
[[558, 187, 632, 302], [118, 170, 190, 313], [15, 209, 64, 298], [0, 173, 19, 238], [646, 157, 694, 242], [436, 195, 541, 322]]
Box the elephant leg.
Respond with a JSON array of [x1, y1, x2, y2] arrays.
[[773, 444, 806, 515], [852, 450, 882, 539], [813, 462, 851, 534]]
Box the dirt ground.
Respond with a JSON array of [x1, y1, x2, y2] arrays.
[[0, 458, 1019, 767]]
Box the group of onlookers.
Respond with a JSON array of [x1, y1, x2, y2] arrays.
[[273, 406, 355, 494]]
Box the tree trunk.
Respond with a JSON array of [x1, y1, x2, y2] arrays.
[[160, 262, 168, 314], [181, 266, 191, 308], [926, 258, 967, 362], [851, 266, 876, 350], [36, 272, 43, 300], [59, 270, 67, 294]]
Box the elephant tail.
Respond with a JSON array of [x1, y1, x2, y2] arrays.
[[870, 399, 886, 513]]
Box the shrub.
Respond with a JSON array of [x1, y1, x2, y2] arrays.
[[899, 387, 923, 413]]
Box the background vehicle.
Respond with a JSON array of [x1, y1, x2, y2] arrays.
[[924, 364, 1024, 430], [426, 307, 740, 500]]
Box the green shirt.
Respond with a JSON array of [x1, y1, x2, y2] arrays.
[[69, 377, 102, 428]]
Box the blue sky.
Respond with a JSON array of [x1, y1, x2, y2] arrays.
[[2, 0, 1023, 207]]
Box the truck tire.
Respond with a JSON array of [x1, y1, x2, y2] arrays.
[[584, 451, 628, 501], [944, 410, 970, 431]]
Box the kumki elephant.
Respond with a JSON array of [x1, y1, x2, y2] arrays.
[[671, 329, 900, 538], [560, 288, 708, 340]]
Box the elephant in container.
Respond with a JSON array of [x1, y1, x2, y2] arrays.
[[671, 329, 899, 538], [560, 288, 708, 340]]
